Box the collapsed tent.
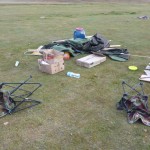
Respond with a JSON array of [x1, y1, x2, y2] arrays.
[[41, 33, 110, 55], [41, 33, 129, 62]]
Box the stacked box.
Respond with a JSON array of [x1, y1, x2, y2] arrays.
[[76, 54, 106, 68], [38, 49, 65, 74]]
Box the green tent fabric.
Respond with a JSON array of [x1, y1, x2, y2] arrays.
[[108, 55, 128, 62], [93, 48, 129, 62], [52, 45, 76, 57], [41, 34, 129, 62], [41, 33, 111, 56], [42, 37, 91, 56]]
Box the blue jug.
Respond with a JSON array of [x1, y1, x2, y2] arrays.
[[73, 27, 86, 39]]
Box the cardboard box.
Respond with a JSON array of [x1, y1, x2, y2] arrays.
[[38, 59, 64, 74], [38, 49, 65, 74], [76, 54, 106, 68], [42, 49, 64, 64]]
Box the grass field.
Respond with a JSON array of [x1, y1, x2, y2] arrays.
[[0, 2, 150, 150]]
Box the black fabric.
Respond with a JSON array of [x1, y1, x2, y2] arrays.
[[42, 33, 110, 55], [42, 40, 86, 56], [42, 40, 83, 52], [82, 33, 110, 52]]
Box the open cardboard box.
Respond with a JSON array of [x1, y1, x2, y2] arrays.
[[42, 49, 64, 64], [38, 59, 64, 74], [38, 49, 65, 74]]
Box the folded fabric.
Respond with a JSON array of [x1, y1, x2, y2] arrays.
[[145, 65, 150, 70], [118, 95, 150, 126], [139, 70, 150, 82]]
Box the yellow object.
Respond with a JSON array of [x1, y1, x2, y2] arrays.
[[128, 66, 138, 71], [24, 49, 42, 56]]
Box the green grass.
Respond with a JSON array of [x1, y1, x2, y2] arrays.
[[0, 2, 150, 150]]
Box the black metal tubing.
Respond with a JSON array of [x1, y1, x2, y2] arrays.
[[122, 81, 145, 96], [117, 81, 148, 113], [0, 76, 42, 116], [10, 98, 41, 113], [4, 83, 42, 97]]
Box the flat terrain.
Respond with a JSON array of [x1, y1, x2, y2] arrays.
[[0, 1, 150, 150], [0, 0, 150, 3]]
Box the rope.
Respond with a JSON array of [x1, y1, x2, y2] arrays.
[[121, 53, 150, 59]]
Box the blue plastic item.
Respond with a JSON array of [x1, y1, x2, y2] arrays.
[[73, 27, 86, 39], [67, 72, 80, 78]]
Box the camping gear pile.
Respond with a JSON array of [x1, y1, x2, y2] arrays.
[[41, 33, 130, 62], [1, 27, 149, 126]]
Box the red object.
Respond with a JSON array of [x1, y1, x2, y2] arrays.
[[63, 52, 70, 60], [76, 27, 84, 31], [46, 54, 54, 60]]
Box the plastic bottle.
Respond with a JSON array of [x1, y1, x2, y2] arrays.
[[15, 61, 19, 67], [67, 72, 80, 78], [73, 27, 86, 39]]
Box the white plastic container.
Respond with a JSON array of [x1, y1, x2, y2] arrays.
[[67, 72, 80, 78], [15, 61, 19, 67]]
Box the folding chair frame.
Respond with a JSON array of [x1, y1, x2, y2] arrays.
[[0, 76, 42, 116], [116, 81, 148, 112]]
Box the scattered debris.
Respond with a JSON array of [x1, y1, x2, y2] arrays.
[[128, 66, 138, 71], [24, 46, 43, 56], [41, 33, 110, 57], [0, 76, 41, 118], [73, 27, 86, 39], [143, 129, 147, 132], [24, 50, 42, 56], [137, 16, 149, 20], [140, 70, 150, 82], [76, 54, 106, 68], [4, 122, 9, 125], [40, 16, 46, 19], [139, 63, 150, 82], [93, 48, 129, 62], [38, 49, 64, 74], [67, 72, 80, 78], [63, 52, 71, 60], [145, 63, 150, 70], [15, 61, 19, 67]]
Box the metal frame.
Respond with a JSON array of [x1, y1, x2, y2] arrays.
[[0, 76, 42, 117], [116, 81, 148, 112]]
